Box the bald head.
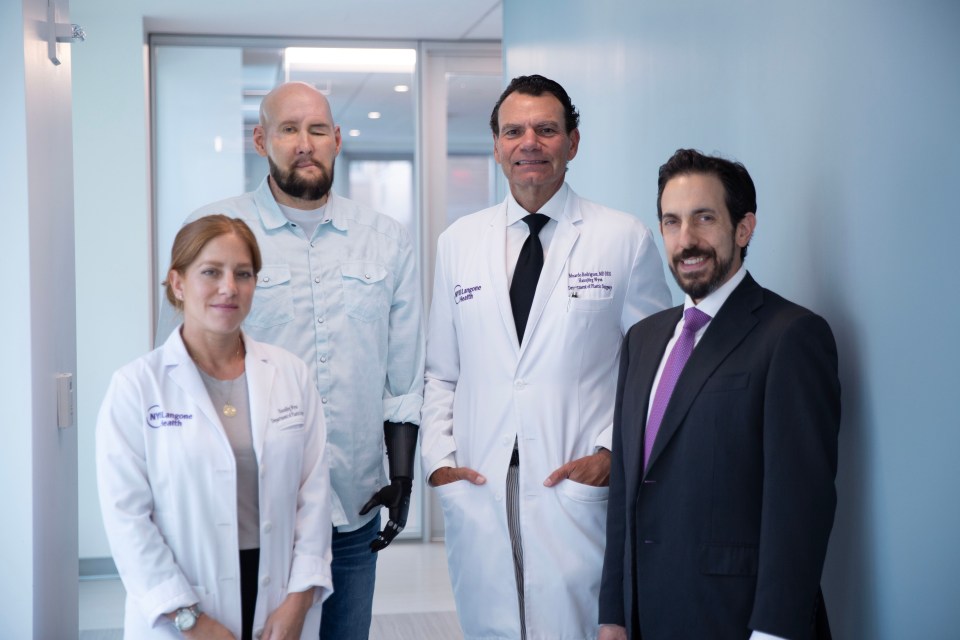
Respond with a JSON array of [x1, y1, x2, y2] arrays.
[[259, 81, 334, 128]]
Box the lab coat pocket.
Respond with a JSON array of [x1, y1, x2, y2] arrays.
[[555, 478, 609, 503], [568, 295, 614, 312], [554, 480, 609, 548], [434, 480, 482, 544], [247, 265, 295, 328], [274, 418, 305, 432], [340, 261, 389, 322]]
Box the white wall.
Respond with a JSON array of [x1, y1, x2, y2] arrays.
[[73, 5, 152, 560], [504, 0, 960, 636], [1, 0, 79, 635]]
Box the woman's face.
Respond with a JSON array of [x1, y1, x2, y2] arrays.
[[168, 232, 256, 339]]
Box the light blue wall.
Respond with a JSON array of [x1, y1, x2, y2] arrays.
[[1, 1, 36, 635], [504, 1, 960, 637]]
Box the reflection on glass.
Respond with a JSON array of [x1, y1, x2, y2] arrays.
[[444, 73, 503, 224], [349, 159, 414, 237]]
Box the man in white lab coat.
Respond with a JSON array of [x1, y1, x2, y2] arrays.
[[421, 75, 672, 640]]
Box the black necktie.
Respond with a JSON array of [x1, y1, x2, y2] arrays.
[[510, 213, 550, 344]]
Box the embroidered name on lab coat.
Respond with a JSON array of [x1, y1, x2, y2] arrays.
[[146, 404, 194, 428], [271, 404, 305, 429], [568, 270, 613, 295]]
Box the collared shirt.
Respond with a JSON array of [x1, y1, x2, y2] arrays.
[[647, 266, 748, 420], [159, 177, 425, 531], [504, 184, 568, 284]]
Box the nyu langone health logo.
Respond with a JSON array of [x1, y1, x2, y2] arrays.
[[147, 404, 194, 428], [454, 283, 482, 304]]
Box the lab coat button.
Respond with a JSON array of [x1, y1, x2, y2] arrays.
[[261, 575, 271, 586], [514, 380, 525, 390], [263, 522, 272, 533], [501, 436, 510, 446], [495, 492, 503, 501]]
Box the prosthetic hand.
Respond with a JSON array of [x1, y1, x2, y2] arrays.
[[359, 421, 418, 552]]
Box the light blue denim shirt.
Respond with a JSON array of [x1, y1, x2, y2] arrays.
[[158, 177, 425, 531]]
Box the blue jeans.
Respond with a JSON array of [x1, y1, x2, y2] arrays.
[[320, 513, 380, 640]]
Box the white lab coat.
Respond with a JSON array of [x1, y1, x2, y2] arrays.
[[96, 329, 333, 639], [422, 186, 671, 640]]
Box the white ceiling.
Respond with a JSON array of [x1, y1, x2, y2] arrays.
[[139, 0, 502, 41], [139, 0, 503, 156]]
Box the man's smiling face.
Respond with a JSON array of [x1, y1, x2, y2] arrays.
[[493, 92, 579, 212], [659, 172, 755, 303]]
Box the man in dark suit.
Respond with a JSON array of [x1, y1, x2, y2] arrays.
[[598, 149, 840, 640]]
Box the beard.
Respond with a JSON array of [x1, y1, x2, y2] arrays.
[[268, 157, 335, 201], [669, 244, 736, 301]]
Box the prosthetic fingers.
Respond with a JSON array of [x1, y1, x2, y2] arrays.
[[359, 421, 418, 552]]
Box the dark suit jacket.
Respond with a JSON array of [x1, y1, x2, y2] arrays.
[[599, 273, 840, 640]]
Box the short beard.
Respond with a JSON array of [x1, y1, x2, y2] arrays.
[[669, 246, 736, 301], [268, 157, 334, 201]]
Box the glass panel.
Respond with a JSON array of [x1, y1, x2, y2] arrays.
[[445, 73, 502, 225], [348, 158, 415, 241]]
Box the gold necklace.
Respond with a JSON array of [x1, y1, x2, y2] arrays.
[[221, 337, 244, 418], [186, 335, 244, 417]]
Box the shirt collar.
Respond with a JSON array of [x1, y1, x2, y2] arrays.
[[254, 176, 348, 232], [506, 182, 569, 227], [683, 265, 748, 318]]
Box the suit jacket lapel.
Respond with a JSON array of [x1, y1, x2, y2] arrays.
[[645, 274, 763, 472]]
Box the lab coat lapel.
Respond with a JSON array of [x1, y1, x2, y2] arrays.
[[519, 191, 581, 354], [164, 330, 231, 446], [645, 276, 762, 472], [485, 202, 521, 350], [243, 337, 275, 461]]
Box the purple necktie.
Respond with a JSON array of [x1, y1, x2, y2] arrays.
[[644, 307, 712, 469]]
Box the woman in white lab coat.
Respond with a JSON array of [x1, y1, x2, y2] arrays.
[[97, 215, 333, 640]]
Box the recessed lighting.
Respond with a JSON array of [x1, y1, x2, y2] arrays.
[[394, 84, 410, 93], [367, 112, 382, 120], [284, 47, 416, 73], [348, 129, 361, 137]]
